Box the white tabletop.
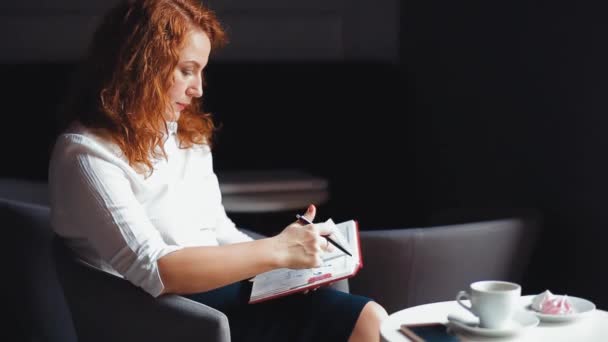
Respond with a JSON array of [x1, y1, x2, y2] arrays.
[[381, 295, 608, 342]]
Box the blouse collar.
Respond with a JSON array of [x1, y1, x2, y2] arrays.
[[166, 121, 178, 136]]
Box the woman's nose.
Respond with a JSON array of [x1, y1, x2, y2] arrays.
[[188, 85, 203, 98], [188, 76, 203, 97]]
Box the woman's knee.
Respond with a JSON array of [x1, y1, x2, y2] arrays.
[[362, 301, 388, 323], [350, 301, 388, 342]]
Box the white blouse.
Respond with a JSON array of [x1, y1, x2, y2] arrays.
[[48, 121, 252, 297]]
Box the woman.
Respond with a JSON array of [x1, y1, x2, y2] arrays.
[[49, 1, 387, 341]]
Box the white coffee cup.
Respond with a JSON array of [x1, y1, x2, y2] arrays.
[[456, 280, 521, 329]]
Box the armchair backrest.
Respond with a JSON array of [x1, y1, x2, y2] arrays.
[[351, 215, 541, 314], [0, 178, 49, 206], [3, 199, 78, 341]]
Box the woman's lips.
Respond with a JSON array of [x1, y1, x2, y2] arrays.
[[175, 103, 187, 111]]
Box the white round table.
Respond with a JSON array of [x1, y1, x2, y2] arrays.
[[381, 295, 608, 342]]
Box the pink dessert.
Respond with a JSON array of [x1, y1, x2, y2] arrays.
[[532, 290, 575, 315]]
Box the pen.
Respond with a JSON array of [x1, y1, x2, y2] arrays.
[[296, 214, 352, 257]]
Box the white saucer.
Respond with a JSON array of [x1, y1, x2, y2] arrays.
[[447, 311, 540, 337], [526, 295, 596, 323]]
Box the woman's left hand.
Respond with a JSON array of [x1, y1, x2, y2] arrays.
[[302, 281, 334, 294]]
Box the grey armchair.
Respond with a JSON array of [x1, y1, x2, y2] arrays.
[[5, 198, 230, 342], [1, 178, 344, 342]]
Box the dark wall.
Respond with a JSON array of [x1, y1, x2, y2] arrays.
[[206, 62, 405, 225], [399, 1, 608, 308]]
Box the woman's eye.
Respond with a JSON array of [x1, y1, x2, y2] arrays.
[[181, 69, 193, 76]]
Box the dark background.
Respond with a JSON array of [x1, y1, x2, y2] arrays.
[[3, 1, 608, 309]]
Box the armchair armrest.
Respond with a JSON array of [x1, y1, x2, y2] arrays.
[[54, 238, 230, 342]]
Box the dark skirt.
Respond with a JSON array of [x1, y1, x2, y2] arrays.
[[185, 281, 372, 342]]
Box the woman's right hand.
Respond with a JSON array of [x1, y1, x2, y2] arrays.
[[272, 204, 333, 269]]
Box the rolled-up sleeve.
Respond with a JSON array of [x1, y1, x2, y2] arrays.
[[50, 137, 182, 297], [214, 202, 254, 244]]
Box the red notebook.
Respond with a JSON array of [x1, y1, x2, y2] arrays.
[[249, 219, 362, 304]]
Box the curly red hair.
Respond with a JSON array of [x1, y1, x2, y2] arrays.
[[61, 0, 226, 174]]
